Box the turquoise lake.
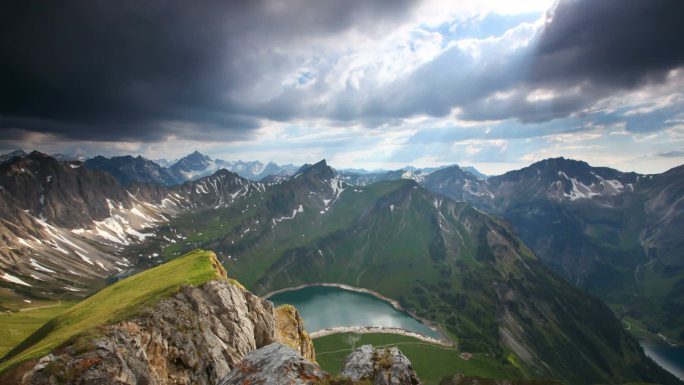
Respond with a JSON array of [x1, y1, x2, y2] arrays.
[[641, 341, 684, 380], [268, 285, 440, 339]]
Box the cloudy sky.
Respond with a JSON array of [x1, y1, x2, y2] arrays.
[[1, 0, 684, 174]]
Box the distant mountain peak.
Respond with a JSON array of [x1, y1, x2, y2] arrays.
[[296, 159, 333, 177], [0, 150, 28, 165], [169, 151, 218, 181], [24, 150, 55, 163], [298, 159, 330, 173], [187, 150, 210, 159], [311, 159, 328, 168], [294, 163, 312, 174], [209, 168, 239, 179], [461, 166, 488, 180], [84, 154, 183, 186], [0, 149, 26, 158], [533, 157, 589, 170]]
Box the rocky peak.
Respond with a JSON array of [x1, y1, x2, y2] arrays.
[[208, 167, 240, 179], [84, 154, 183, 186], [296, 159, 335, 180], [0, 151, 131, 228], [340, 345, 422, 385], [174, 150, 212, 168], [6, 273, 424, 385], [425, 164, 479, 183], [189, 150, 208, 159], [17, 280, 276, 385], [7, 262, 322, 385], [0, 149, 26, 164]]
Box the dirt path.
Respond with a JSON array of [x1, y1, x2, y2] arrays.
[[19, 300, 62, 312]]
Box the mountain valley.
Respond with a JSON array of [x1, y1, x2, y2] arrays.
[[4, 1, 684, 384], [0, 151, 682, 385]]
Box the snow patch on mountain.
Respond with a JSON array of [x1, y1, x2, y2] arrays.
[[1, 272, 32, 286], [273, 204, 304, 225]]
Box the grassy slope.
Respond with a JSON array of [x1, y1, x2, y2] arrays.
[[314, 333, 522, 385], [150, 179, 408, 287], [0, 249, 225, 373], [0, 300, 76, 357]]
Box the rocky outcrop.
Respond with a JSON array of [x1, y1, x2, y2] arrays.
[[12, 275, 428, 385], [274, 304, 316, 362], [341, 345, 421, 385], [20, 280, 275, 385], [218, 343, 328, 385]]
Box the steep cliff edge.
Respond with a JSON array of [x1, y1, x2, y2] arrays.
[[0, 249, 317, 384], [0, 247, 568, 385], [21, 280, 275, 385], [274, 304, 316, 362]]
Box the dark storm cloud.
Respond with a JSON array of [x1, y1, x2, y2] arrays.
[[530, 0, 684, 88], [2, 0, 683, 144], [0, 0, 415, 142]]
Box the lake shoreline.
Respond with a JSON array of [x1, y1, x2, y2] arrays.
[[263, 282, 454, 346], [310, 326, 453, 347], [640, 339, 684, 381]]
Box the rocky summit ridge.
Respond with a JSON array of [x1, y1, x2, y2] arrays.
[[0, 250, 422, 385]]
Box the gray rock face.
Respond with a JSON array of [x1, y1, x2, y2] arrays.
[[341, 345, 421, 385], [219, 343, 328, 385], [22, 280, 275, 385]]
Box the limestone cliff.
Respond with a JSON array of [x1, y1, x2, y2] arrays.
[[274, 304, 316, 362], [20, 280, 275, 385]]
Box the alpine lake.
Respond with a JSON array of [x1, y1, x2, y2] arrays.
[[269, 285, 684, 380], [268, 285, 441, 340]]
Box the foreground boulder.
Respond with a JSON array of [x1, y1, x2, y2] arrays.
[[21, 280, 275, 385], [219, 343, 328, 385], [341, 345, 421, 385]]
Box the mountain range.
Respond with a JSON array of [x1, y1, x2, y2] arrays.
[[28, 149, 486, 187], [336, 157, 683, 344], [0, 151, 682, 384], [122, 151, 300, 182], [419, 158, 684, 344]]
